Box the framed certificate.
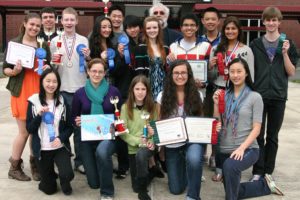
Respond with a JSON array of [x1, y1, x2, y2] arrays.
[[6, 41, 36, 69], [81, 114, 115, 141], [185, 117, 216, 143], [188, 60, 207, 82], [152, 117, 188, 146]]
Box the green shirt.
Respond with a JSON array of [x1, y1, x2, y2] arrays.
[[120, 104, 157, 154]]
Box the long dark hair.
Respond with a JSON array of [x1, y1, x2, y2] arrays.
[[215, 16, 243, 54], [160, 60, 203, 119], [19, 13, 41, 36], [126, 75, 156, 120], [39, 68, 61, 106], [89, 16, 114, 59], [226, 58, 254, 92]]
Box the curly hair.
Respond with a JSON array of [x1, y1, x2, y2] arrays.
[[89, 16, 113, 59], [160, 60, 203, 119], [215, 16, 243, 55], [126, 75, 156, 120]]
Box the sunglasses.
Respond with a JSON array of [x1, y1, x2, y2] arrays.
[[153, 11, 165, 15]]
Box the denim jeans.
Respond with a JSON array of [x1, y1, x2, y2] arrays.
[[96, 140, 116, 197], [220, 148, 260, 200], [253, 99, 286, 175], [166, 143, 204, 200], [61, 91, 82, 168]]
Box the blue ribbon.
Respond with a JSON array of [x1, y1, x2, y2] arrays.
[[35, 48, 47, 75], [107, 48, 116, 71], [118, 34, 131, 64], [42, 112, 56, 142], [76, 44, 87, 73]]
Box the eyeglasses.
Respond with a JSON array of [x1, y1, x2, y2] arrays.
[[90, 70, 105, 75], [153, 11, 165, 15], [182, 24, 197, 28], [172, 72, 188, 78]]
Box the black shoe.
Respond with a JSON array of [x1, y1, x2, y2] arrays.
[[158, 159, 167, 173], [115, 170, 127, 179], [61, 182, 72, 195], [138, 191, 151, 200], [149, 165, 164, 178]]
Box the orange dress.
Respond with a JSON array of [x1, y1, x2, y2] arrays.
[[11, 60, 40, 120]]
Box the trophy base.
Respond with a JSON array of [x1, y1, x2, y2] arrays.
[[115, 129, 129, 136]]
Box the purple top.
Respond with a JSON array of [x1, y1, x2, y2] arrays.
[[72, 85, 122, 125]]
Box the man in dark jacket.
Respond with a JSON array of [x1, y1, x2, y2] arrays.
[[250, 6, 298, 182]]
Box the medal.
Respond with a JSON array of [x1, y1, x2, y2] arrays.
[[67, 61, 73, 67], [63, 34, 76, 68]]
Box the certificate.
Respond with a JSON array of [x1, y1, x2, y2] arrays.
[[81, 114, 115, 141], [5, 41, 36, 69], [188, 60, 207, 82], [152, 117, 188, 146], [185, 117, 216, 143]]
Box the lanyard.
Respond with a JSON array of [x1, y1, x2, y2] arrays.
[[225, 41, 239, 66], [62, 34, 76, 61]]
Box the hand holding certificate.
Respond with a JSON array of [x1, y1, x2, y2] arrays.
[[6, 41, 36, 69], [188, 60, 207, 82]]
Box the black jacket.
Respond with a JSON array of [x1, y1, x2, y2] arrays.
[[250, 37, 298, 100]]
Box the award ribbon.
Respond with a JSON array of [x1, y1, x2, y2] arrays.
[[42, 112, 56, 142], [107, 48, 116, 71], [118, 34, 131, 64], [276, 33, 286, 54], [76, 44, 87, 73], [35, 48, 47, 75]]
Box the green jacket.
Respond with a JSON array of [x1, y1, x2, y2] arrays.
[[3, 35, 51, 97], [120, 104, 158, 154]]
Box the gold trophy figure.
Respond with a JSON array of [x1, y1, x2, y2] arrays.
[[110, 96, 128, 136]]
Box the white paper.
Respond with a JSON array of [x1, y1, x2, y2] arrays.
[[155, 117, 187, 146], [185, 117, 215, 143], [188, 60, 207, 82], [6, 41, 36, 69]]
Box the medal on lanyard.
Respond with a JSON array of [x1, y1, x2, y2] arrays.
[[107, 48, 116, 71], [118, 34, 131, 64], [76, 44, 87, 73], [225, 41, 239, 67], [42, 112, 56, 142]]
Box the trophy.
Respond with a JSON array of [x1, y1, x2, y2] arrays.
[[102, 0, 109, 17], [139, 112, 150, 147], [110, 96, 128, 136], [35, 37, 47, 75], [51, 28, 63, 65]]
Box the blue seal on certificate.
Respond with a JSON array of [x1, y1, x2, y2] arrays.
[[35, 48, 47, 75], [118, 34, 131, 64], [42, 112, 56, 142], [107, 48, 116, 71], [76, 44, 86, 73]]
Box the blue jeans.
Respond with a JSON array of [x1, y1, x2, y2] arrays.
[[96, 140, 116, 197], [221, 148, 262, 200], [166, 143, 204, 200]]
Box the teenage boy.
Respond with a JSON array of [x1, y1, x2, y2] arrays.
[[149, 3, 182, 46], [50, 7, 90, 174], [199, 7, 222, 175], [250, 6, 298, 181], [109, 5, 125, 48], [39, 7, 58, 44], [168, 13, 211, 97]]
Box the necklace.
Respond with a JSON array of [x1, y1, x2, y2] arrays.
[[62, 34, 76, 67]]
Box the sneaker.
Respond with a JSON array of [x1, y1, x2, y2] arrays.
[[101, 196, 114, 200], [75, 165, 85, 174], [115, 170, 127, 179], [201, 175, 206, 182], [249, 174, 261, 182], [265, 174, 284, 196]]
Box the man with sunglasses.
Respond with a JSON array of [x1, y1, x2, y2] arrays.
[[149, 3, 181, 46]]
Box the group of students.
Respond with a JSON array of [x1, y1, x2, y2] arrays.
[[3, 3, 298, 200]]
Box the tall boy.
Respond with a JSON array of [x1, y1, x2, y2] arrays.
[[50, 7, 90, 174], [250, 6, 298, 181]]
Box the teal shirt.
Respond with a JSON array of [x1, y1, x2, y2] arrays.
[[120, 104, 157, 154]]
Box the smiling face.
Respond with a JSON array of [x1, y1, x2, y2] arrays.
[[172, 64, 189, 87], [145, 20, 159, 40], [263, 17, 281, 33], [24, 17, 42, 38], [133, 82, 147, 105], [229, 62, 247, 88], [43, 72, 58, 97], [224, 22, 239, 42], [109, 10, 124, 30], [201, 11, 220, 32], [181, 19, 198, 39], [61, 13, 78, 34], [87, 63, 106, 86], [41, 12, 55, 31], [126, 26, 140, 39], [100, 19, 112, 38]]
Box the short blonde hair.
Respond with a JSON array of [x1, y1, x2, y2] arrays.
[[262, 6, 282, 21], [62, 7, 78, 19]]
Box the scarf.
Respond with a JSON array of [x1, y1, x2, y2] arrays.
[[85, 79, 109, 114], [222, 86, 251, 136]]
